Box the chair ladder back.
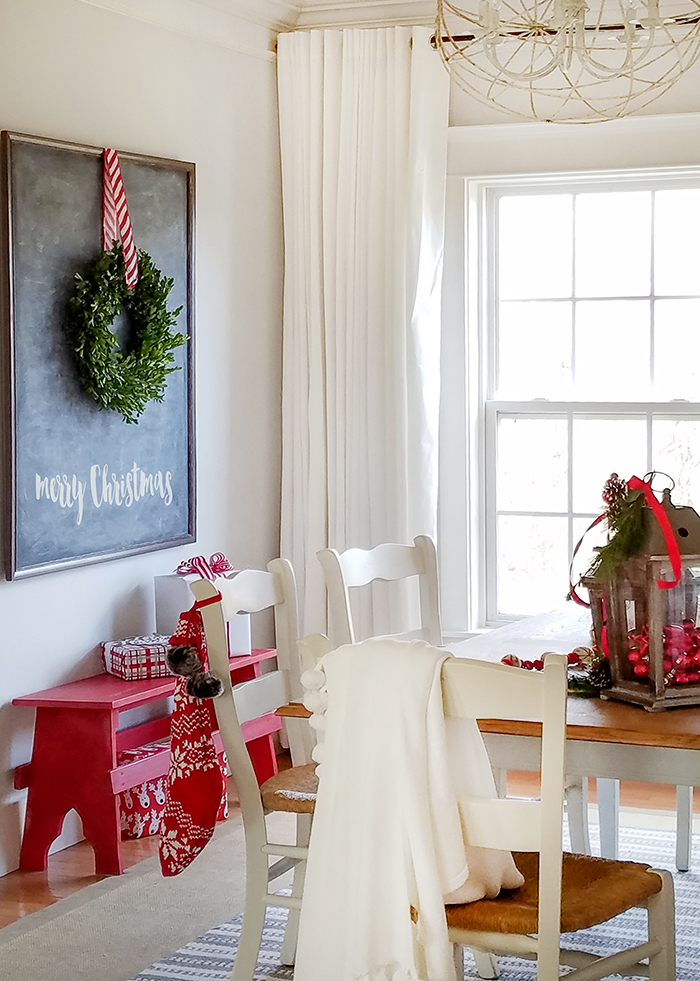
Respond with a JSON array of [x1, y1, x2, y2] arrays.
[[268, 558, 302, 697], [318, 535, 442, 647], [268, 558, 315, 765], [298, 633, 334, 672], [232, 671, 289, 725], [216, 564, 310, 766], [316, 548, 355, 646], [189, 578, 266, 830], [456, 796, 542, 852], [339, 542, 423, 586], [218, 569, 278, 617], [414, 534, 442, 647], [441, 657, 547, 722], [537, 653, 568, 970], [442, 652, 568, 968]]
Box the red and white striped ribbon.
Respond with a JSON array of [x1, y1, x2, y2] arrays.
[[102, 148, 139, 288], [175, 553, 235, 580]]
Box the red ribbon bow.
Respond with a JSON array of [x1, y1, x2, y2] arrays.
[[175, 552, 234, 580], [569, 473, 683, 608], [627, 475, 682, 590]]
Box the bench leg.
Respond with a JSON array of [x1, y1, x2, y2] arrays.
[[20, 705, 124, 874], [79, 783, 124, 875], [19, 788, 69, 871], [247, 734, 278, 786]]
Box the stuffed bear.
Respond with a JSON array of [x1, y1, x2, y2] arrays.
[[166, 645, 223, 699]]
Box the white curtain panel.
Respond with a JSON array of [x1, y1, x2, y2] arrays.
[[277, 27, 450, 635]]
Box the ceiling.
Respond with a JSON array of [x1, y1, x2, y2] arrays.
[[215, 0, 437, 31]]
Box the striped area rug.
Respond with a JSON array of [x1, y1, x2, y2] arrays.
[[131, 826, 699, 980]]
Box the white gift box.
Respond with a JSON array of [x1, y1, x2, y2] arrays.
[[154, 574, 252, 655]]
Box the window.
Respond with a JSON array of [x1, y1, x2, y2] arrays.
[[461, 170, 700, 627]]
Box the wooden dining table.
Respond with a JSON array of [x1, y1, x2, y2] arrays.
[[445, 602, 700, 870], [280, 604, 699, 868]]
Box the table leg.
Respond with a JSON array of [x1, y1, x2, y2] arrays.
[[565, 776, 590, 855], [472, 951, 499, 979], [597, 778, 619, 859], [675, 785, 693, 872], [493, 768, 507, 799]]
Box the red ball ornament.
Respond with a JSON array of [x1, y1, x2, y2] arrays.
[[633, 663, 649, 676]]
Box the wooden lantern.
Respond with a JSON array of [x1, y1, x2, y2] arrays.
[[582, 489, 700, 711]]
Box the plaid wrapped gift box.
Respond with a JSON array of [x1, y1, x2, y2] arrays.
[[102, 634, 172, 681]]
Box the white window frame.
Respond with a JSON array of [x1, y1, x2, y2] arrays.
[[439, 164, 700, 634]]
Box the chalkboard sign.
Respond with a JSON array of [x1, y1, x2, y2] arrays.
[[0, 132, 196, 579]]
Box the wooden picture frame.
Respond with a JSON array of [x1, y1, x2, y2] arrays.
[[0, 132, 196, 579]]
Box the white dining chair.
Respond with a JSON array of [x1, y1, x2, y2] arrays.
[[298, 641, 675, 980], [442, 652, 676, 980], [316, 539, 506, 979], [317, 534, 442, 647], [190, 566, 316, 979]]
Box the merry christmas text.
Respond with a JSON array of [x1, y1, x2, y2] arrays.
[[35, 464, 174, 525]]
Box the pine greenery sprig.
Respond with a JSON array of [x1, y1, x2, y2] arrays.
[[587, 487, 646, 581], [567, 647, 612, 697], [64, 244, 186, 424]]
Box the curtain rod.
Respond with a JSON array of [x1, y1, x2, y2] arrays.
[[430, 11, 700, 45]]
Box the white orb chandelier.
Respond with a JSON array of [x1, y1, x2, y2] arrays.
[[435, 0, 700, 121]]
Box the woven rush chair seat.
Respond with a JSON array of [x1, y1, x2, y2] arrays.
[[445, 850, 663, 937], [260, 762, 318, 813]]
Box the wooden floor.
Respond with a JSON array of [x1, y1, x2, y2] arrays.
[[0, 779, 241, 931], [0, 773, 697, 932]]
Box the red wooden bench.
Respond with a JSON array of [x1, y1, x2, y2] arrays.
[[13, 649, 279, 875]]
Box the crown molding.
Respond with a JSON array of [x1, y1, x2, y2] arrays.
[[294, 1, 435, 28], [75, 0, 300, 58], [199, 0, 300, 31], [75, 1, 440, 50]]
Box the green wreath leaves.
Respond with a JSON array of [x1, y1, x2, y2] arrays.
[[64, 244, 187, 424]]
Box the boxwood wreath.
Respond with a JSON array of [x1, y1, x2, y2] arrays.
[[64, 244, 187, 424]]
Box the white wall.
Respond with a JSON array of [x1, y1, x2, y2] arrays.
[[448, 112, 700, 177], [0, 0, 284, 875]]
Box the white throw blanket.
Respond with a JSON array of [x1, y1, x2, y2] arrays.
[[294, 638, 524, 981]]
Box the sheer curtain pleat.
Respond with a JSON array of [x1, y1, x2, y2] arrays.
[[278, 28, 449, 636]]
